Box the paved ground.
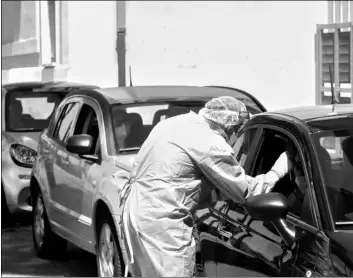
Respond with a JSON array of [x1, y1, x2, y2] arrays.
[[1, 216, 97, 277]]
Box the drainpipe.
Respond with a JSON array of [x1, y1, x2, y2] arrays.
[[117, 1, 126, 86]]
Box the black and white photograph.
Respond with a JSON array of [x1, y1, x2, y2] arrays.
[[1, 1, 353, 277]]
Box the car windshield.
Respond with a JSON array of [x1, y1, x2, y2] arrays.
[[5, 90, 66, 132], [312, 128, 353, 225], [111, 99, 263, 152]]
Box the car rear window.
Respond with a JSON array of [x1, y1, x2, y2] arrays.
[[5, 90, 67, 132]]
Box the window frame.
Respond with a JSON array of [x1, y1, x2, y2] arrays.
[[78, 97, 107, 159], [51, 99, 82, 145], [248, 124, 320, 229], [72, 99, 105, 162], [232, 127, 263, 170]]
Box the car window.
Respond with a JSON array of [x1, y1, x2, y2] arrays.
[[232, 128, 258, 167], [111, 102, 206, 152], [212, 128, 259, 207], [253, 129, 308, 219], [5, 90, 66, 132], [313, 130, 353, 225], [73, 104, 101, 156], [53, 102, 81, 144]]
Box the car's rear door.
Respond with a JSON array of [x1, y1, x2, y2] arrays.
[[212, 127, 282, 277]]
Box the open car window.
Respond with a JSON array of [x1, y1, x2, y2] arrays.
[[252, 129, 309, 219], [111, 102, 206, 153], [5, 90, 67, 132]]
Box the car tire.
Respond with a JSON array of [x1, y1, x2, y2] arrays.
[[32, 190, 67, 259], [96, 214, 125, 277]]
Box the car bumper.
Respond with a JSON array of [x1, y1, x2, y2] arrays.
[[2, 162, 32, 215]]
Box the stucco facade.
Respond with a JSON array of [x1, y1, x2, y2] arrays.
[[125, 1, 328, 110], [1, 1, 119, 87], [2, 1, 351, 110]]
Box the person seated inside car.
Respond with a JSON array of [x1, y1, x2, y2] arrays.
[[112, 108, 132, 150]]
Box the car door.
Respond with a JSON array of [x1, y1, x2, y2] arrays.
[[49, 99, 82, 232], [215, 126, 320, 277], [194, 127, 262, 277], [65, 100, 104, 248]]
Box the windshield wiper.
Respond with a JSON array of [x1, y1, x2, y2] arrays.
[[12, 128, 37, 132], [335, 221, 353, 226], [118, 147, 140, 153]]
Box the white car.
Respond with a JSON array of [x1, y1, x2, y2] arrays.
[[1, 82, 98, 225]]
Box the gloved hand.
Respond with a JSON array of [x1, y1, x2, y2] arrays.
[[270, 151, 294, 179]]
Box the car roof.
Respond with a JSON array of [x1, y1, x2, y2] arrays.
[[250, 104, 353, 133], [272, 104, 353, 121], [94, 85, 264, 107], [2, 81, 98, 91]]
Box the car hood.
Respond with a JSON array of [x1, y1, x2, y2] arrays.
[[2, 131, 40, 151]]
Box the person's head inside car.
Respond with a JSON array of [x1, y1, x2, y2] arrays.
[[198, 96, 250, 144], [112, 108, 132, 149]]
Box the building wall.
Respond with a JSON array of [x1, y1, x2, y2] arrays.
[[1, 1, 119, 88], [126, 1, 327, 110], [66, 1, 119, 87], [1, 1, 42, 83]]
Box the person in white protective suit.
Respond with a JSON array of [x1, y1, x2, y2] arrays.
[[119, 96, 294, 277]]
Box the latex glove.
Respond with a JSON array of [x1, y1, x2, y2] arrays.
[[253, 172, 280, 195], [270, 151, 294, 179]]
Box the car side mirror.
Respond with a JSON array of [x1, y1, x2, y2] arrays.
[[245, 192, 295, 247], [66, 134, 94, 155]]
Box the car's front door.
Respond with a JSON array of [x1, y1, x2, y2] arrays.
[[215, 126, 320, 277], [49, 99, 82, 231], [65, 100, 103, 249], [194, 127, 262, 276]]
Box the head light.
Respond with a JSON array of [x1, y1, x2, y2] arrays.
[[10, 144, 37, 168]]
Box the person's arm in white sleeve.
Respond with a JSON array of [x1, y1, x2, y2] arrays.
[[254, 151, 294, 195], [196, 144, 267, 204], [196, 142, 294, 203]]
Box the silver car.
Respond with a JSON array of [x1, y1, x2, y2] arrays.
[[30, 85, 266, 276], [1, 82, 98, 224]]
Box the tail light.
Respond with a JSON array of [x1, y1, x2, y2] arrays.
[[10, 144, 37, 168]]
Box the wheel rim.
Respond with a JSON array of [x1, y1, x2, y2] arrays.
[[98, 223, 115, 277], [34, 195, 45, 247]]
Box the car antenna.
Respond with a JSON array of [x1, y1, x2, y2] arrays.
[[328, 64, 336, 113], [129, 65, 133, 86]]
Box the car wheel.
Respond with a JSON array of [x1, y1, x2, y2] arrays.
[[96, 215, 125, 277], [32, 190, 67, 259]]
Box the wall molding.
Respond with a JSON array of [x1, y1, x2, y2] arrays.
[[1, 65, 69, 85], [1, 38, 40, 58]]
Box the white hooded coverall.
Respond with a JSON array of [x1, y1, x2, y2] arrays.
[[120, 111, 276, 277]]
